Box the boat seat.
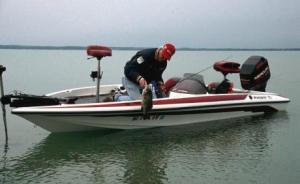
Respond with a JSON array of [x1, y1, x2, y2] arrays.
[[213, 61, 240, 76], [164, 77, 181, 94], [87, 45, 112, 59], [208, 80, 233, 94]]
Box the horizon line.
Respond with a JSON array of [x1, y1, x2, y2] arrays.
[[0, 44, 300, 51]]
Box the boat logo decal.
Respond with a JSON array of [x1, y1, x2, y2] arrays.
[[250, 95, 268, 100]]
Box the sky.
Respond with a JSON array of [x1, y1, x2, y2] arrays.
[[0, 0, 299, 48]]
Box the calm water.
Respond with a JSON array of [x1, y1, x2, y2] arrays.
[[0, 49, 300, 184]]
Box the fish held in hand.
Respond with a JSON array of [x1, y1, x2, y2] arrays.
[[141, 85, 153, 119]]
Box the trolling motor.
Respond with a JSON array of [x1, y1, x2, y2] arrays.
[[86, 45, 112, 102], [209, 60, 240, 93], [0, 65, 8, 142]]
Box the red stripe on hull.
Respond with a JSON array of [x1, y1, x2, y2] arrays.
[[154, 94, 247, 105], [51, 94, 248, 109]]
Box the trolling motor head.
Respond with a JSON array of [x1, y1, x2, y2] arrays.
[[0, 65, 6, 75]]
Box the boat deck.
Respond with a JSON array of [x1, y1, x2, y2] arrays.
[[73, 94, 116, 104]]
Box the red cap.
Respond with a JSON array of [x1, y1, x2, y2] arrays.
[[161, 43, 176, 60]]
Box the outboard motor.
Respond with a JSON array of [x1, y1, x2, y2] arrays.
[[240, 56, 271, 92]]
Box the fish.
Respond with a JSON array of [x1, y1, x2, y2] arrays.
[[141, 84, 153, 119]]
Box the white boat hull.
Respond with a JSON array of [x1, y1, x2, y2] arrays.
[[12, 85, 289, 132], [19, 111, 265, 132]]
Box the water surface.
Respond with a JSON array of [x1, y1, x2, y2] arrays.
[[0, 49, 300, 184]]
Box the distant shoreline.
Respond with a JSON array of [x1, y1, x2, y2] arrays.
[[0, 45, 299, 51]]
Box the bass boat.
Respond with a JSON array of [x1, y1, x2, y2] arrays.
[[0, 45, 290, 133]]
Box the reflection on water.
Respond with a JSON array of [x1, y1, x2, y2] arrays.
[[0, 112, 289, 184]]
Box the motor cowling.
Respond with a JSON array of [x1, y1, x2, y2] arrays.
[[240, 56, 271, 91]]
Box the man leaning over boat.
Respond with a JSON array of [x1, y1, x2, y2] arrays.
[[120, 43, 176, 101]]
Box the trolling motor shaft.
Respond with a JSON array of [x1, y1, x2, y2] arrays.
[[0, 65, 8, 142]]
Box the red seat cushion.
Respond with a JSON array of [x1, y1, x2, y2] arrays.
[[164, 77, 181, 94], [87, 45, 112, 58], [213, 61, 240, 74]]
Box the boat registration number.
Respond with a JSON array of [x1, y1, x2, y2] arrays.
[[132, 115, 165, 121]]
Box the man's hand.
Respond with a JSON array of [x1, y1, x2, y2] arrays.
[[139, 77, 147, 88], [157, 81, 166, 93]]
